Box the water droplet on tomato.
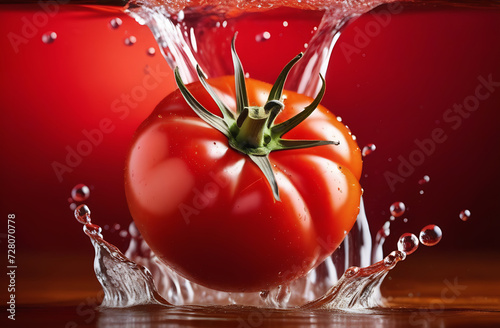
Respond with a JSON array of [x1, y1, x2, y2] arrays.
[[397, 233, 419, 255], [418, 175, 430, 185], [283, 21, 289, 27], [459, 209, 471, 221], [419, 225, 442, 246], [110, 17, 123, 29], [362, 143, 376, 157], [42, 32, 57, 44], [125, 36, 137, 46], [147, 47, 156, 56], [390, 201, 406, 217], [71, 184, 90, 202], [74, 204, 91, 224]]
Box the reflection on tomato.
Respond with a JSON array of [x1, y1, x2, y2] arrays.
[[125, 53, 363, 291]]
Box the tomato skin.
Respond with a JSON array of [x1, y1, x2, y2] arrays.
[[125, 76, 362, 292]]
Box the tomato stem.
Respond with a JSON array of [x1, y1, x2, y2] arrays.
[[175, 34, 338, 201]]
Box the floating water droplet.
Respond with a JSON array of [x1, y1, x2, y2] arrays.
[[71, 183, 90, 202], [344, 266, 359, 278], [256, 31, 271, 42], [109, 17, 122, 29], [419, 190, 424, 195], [42, 32, 57, 44], [403, 218, 408, 223], [459, 209, 471, 221], [69, 203, 77, 211], [74, 204, 91, 224], [362, 143, 376, 157], [397, 233, 419, 255], [119, 230, 129, 238], [418, 175, 430, 185], [390, 201, 406, 217], [125, 36, 137, 46], [419, 224, 442, 246], [147, 47, 156, 56]]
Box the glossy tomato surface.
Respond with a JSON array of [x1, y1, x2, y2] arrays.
[[125, 76, 362, 292]]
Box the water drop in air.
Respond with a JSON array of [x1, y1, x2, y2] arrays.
[[256, 31, 271, 42], [459, 209, 471, 221], [418, 175, 430, 185], [125, 36, 137, 46], [419, 224, 442, 246], [362, 143, 376, 157], [109, 17, 122, 29], [74, 204, 91, 224], [397, 233, 419, 255], [42, 32, 57, 44], [390, 201, 406, 217], [71, 183, 90, 202]]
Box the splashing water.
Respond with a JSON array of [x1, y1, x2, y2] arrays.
[[71, 0, 461, 311], [75, 202, 438, 309]]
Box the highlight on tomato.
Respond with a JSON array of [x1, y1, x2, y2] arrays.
[[125, 35, 363, 292]]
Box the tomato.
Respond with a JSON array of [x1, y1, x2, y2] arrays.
[[125, 40, 362, 292]]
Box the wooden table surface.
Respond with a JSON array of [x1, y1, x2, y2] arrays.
[[4, 250, 499, 327]]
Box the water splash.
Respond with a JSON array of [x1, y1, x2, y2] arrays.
[[74, 205, 170, 308], [73, 203, 393, 309]]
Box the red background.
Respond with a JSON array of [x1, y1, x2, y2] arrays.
[[0, 2, 499, 304]]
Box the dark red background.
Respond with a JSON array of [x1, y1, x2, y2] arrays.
[[1, 2, 499, 304]]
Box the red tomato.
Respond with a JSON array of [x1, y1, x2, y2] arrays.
[[125, 48, 363, 292]]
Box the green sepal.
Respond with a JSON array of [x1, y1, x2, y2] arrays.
[[174, 67, 230, 137]]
